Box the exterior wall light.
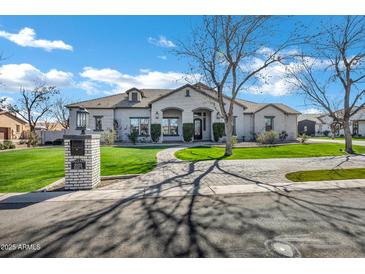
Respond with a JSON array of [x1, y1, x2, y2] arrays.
[[76, 107, 89, 134], [155, 111, 159, 120]]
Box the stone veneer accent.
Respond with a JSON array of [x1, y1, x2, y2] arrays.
[[63, 134, 100, 190]]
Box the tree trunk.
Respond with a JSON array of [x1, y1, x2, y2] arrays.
[[224, 115, 233, 156], [27, 125, 35, 148], [27, 129, 32, 148], [343, 119, 353, 154]]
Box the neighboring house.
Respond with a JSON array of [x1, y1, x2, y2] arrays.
[[0, 110, 28, 140], [36, 121, 65, 131], [319, 107, 365, 136], [66, 83, 300, 142], [298, 107, 365, 137], [298, 114, 330, 136], [34, 121, 67, 144]]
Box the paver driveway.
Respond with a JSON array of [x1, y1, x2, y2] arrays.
[[99, 146, 365, 195]]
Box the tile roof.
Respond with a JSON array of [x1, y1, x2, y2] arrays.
[[240, 100, 301, 115], [298, 113, 325, 123], [66, 88, 172, 108], [66, 83, 300, 115], [0, 110, 28, 124]]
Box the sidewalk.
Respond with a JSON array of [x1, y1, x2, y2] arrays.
[[1, 178, 365, 204]]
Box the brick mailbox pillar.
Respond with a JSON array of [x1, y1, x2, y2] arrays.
[[63, 134, 101, 190]]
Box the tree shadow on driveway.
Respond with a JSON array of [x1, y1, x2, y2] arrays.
[[1, 159, 365, 258]]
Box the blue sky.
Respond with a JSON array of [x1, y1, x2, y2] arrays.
[[0, 16, 330, 113]]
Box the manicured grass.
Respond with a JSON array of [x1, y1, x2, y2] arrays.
[[286, 168, 365, 182], [175, 143, 365, 161], [0, 146, 168, 193], [313, 136, 365, 141]]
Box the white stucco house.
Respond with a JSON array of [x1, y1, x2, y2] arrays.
[[66, 83, 300, 142], [304, 108, 365, 137]]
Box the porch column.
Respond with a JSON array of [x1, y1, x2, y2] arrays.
[[211, 110, 216, 141], [182, 110, 193, 142]]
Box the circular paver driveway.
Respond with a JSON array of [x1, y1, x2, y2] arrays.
[[100, 146, 365, 191]]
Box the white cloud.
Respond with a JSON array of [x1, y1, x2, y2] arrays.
[[302, 108, 323, 114], [157, 55, 167, 60], [79, 67, 199, 94], [243, 59, 293, 96], [0, 27, 73, 51], [147, 36, 176, 48], [257, 47, 275, 56], [78, 81, 102, 95], [241, 49, 332, 97], [0, 63, 74, 92]]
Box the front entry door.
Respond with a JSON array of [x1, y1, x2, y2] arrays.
[[194, 118, 202, 140]]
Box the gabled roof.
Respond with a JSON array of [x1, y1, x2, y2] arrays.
[[0, 110, 27, 124], [242, 102, 300, 115], [66, 88, 172, 109], [148, 83, 248, 109], [125, 87, 145, 97], [65, 82, 300, 115], [298, 113, 325, 123]]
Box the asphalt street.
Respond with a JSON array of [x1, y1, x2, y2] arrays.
[[1, 187, 365, 257]]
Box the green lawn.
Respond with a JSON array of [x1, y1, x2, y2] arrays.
[[286, 168, 365, 182], [0, 146, 168, 193], [313, 136, 365, 141], [175, 143, 365, 161]]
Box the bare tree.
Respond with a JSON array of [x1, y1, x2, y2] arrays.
[[176, 16, 300, 156], [53, 96, 70, 129], [42, 117, 58, 131], [0, 97, 6, 107], [287, 16, 365, 153], [5, 84, 59, 146]]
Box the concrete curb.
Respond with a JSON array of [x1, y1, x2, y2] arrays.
[[100, 174, 139, 180], [37, 178, 65, 192], [3, 178, 365, 204], [37, 174, 140, 192]]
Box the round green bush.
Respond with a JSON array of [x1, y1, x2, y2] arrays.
[[213, 122, 225, 142]]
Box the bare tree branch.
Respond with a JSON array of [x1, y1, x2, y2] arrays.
[[287, 16, 365, 153], [176, 16, 300, 155], [6, 84, 59, 146]]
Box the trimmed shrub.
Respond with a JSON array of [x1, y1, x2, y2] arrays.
[[183, 123, 194, 142], [3, 140, 15, 149], [323, 130, 330, 137], [151, 123, 161, 143], [101, 129, 116, 145], [128, 128, 139, 144], [213, 122, 225, 142], [44, 141, 53, 145], [256, 131, 277, 144], [298, 133, 309, 144], [279, 131, 288, 142], [0, 143, 3, 150], [52, 139, 64, 145]]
